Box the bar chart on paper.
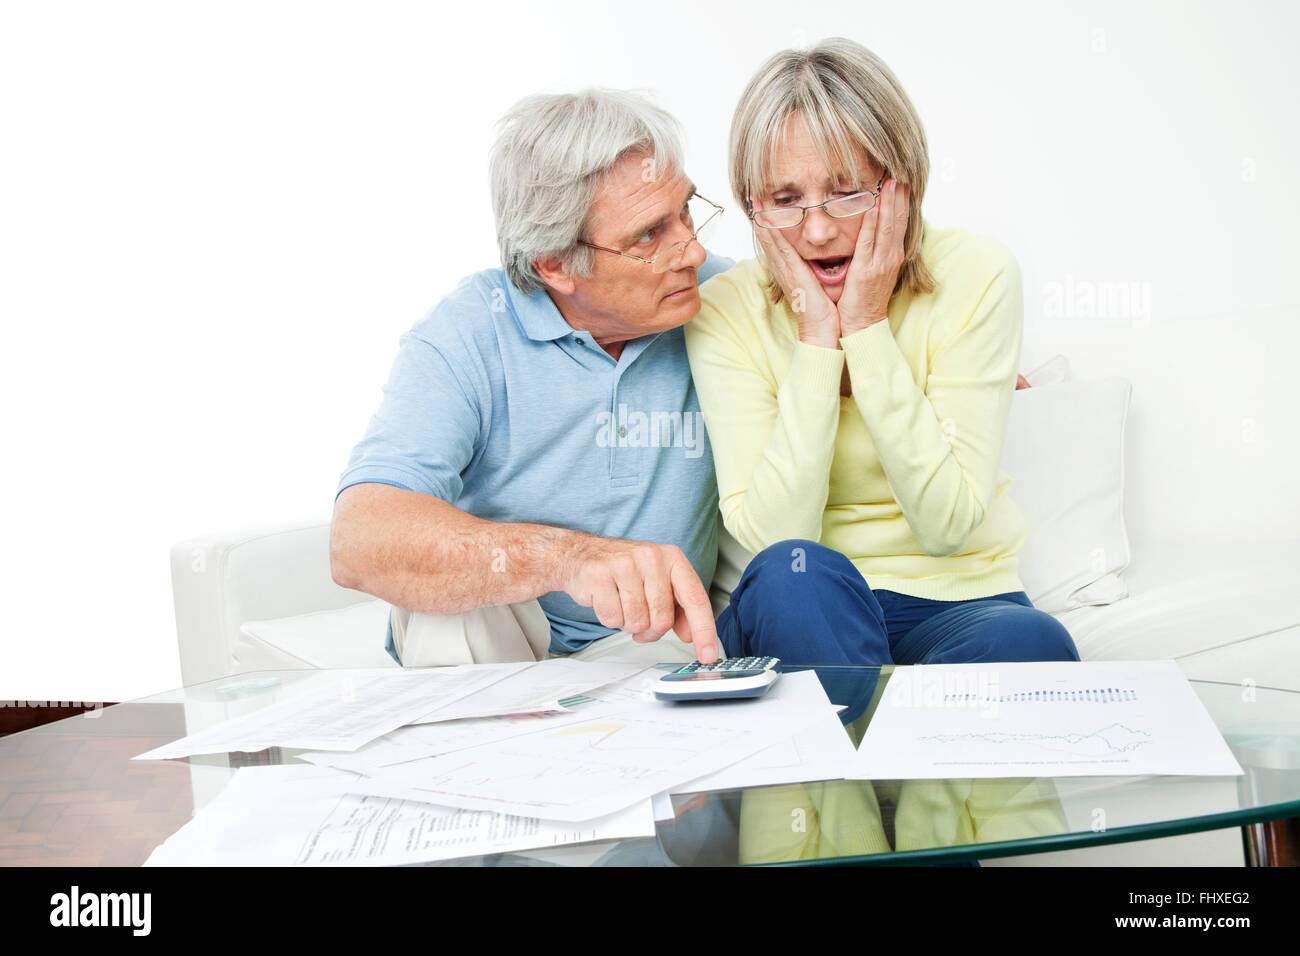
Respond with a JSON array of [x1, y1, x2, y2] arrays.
[[851, 660, 1244, 779]]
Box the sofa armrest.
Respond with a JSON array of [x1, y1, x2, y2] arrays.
[[170, 521, 373, 687]]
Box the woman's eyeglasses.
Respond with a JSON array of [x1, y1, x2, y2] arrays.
[[749, 171, 889, 229]]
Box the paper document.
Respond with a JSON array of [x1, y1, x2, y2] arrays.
[[301, 664, 667, 774], [411, 658, 652, 723], [300, 704, 621, 775], [348, 675, 832, 822], [134, 666, 519, 759], [667, 673, 856, 794], [851, 660, 1244, 779], [143, 765, 656, 866]]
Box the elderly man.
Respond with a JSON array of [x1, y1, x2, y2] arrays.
[[330, 90, 730, 667]]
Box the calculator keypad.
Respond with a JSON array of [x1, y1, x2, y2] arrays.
[[674, 656, 776, 675]]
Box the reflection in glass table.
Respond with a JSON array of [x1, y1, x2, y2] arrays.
[[1, 666, 1297, 866]]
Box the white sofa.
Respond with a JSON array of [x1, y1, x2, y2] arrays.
[[170, 305, 1300, 865]]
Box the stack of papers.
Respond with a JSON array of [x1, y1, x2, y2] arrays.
[[141, 659, 1241, 867], [142, 660, 852, 866], [343, 673, 835, 822], [144, 764, 658, 867]]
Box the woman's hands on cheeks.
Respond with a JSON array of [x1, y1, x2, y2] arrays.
[[750, 177, 911, 348], [750, 218, 840, 350], [837, 177, 909, 337]]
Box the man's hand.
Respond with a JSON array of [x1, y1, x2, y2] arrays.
[[559, 538, 720, 664]]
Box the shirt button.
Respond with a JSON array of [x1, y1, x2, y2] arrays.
[[575, 337, 585, 345], [618, 426, 628, 437]]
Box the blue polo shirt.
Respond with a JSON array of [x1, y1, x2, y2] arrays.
[[338, 255, 733, 653]]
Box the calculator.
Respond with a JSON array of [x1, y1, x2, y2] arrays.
[[653, 656, 781, 702]]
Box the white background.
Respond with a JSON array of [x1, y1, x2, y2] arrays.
[[2, 0, 1296, 701]]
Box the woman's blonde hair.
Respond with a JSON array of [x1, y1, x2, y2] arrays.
[[729, 37, 936, 303]]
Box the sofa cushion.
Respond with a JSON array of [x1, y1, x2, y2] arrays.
[[1053, 537, 1300, 677], [1020, 307, 1300, 549], [236, 599, 399, 671], [1001, 377, 1133, 612]]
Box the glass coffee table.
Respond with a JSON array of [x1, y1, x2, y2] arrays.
[[1, 666, 1297, 866]]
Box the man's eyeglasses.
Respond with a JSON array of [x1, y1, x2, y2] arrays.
[[579, 193, 724, 274], [748, 171, 889, 229]]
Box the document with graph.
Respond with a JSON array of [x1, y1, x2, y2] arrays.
[[851, 660, 1243, 779]]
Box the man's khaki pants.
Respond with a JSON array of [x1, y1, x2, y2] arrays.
[[390, 601, 702, 666]]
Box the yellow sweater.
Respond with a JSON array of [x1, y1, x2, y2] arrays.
[[685, 222, 1028, 602]]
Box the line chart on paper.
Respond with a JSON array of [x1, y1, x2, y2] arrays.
[[850, 661, 1243, 779], [917, 722, 1154, 758]]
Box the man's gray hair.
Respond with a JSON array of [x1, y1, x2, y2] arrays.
[[490, 89, 685, 294]]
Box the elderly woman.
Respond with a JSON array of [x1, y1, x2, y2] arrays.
[[687, 38, 1079, 668]]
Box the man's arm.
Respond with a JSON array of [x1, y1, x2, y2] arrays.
[[331, 482, 719, 662]]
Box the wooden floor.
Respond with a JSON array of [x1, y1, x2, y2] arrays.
[[0, 710, 196, 866]]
